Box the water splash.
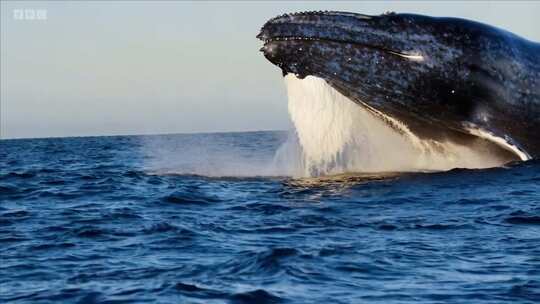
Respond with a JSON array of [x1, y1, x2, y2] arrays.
[[275, 75, 510, 177], [141, 132, 286, 177]]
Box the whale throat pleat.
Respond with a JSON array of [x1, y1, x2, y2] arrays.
[[275, 75, 515, 177]]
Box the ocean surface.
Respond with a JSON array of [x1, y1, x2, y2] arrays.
[[1, 131, 540, 303]]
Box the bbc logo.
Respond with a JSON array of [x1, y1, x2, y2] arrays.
[[13, 9, 48, 21]]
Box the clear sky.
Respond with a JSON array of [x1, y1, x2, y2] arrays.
[[1, 1, 539, 139]]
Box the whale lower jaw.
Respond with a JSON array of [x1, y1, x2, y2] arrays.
[[462, 126, 531, 162], [281, 75, 523, 176]]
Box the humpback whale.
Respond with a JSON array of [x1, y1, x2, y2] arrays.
[[258, 11, 540, 162]]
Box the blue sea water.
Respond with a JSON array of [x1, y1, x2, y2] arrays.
[[1, 131, 540, 303]]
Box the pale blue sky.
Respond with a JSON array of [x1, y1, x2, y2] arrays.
[[1, 1, 539, 139]]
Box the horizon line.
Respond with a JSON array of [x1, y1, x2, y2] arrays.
[[0, 129, 289, 141]]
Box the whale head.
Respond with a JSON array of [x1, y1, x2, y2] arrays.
[[258, 11, 539, 160]]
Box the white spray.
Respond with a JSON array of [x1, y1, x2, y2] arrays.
[[274, 75, 512, 177]]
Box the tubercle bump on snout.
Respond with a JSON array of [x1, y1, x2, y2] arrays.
[[267, 10, 331, 22], [258, 11, 331, 40], [257, 10, 380, 41]]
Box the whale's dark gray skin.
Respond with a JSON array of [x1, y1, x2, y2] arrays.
[[258, 11, 540, 160]]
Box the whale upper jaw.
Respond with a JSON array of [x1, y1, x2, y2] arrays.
[[257, 11, 427, 78]]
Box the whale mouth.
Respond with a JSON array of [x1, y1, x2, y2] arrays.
[[259, 36, 424, 66]]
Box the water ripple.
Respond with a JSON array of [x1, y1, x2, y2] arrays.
[[1, 134, 539, 303]]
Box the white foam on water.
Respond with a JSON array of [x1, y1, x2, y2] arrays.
[[274, 75, 512, 177]]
